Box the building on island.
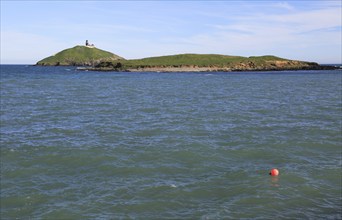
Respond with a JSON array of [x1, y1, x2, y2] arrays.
[[85, 40, 95, 48]]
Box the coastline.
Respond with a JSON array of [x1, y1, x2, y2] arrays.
[[77, 64, 339, 72]]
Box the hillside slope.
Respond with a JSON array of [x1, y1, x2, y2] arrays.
[[94, 53, 323, 72], [36, 46, 124, 66]]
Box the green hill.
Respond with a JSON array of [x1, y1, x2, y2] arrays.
[[122, 54, 248, 67], [95, 53, 321, 71], [36, 46, 124, 66]]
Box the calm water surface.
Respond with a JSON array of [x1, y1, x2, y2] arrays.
[[1, 65, 341, 219]]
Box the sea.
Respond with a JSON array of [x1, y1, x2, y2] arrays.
[[1, 65, 341, 219]]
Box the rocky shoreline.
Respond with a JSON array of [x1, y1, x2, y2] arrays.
[[78, 62, 339, 72]]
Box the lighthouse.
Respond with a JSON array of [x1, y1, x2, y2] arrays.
[[85, 40, 95, 48]]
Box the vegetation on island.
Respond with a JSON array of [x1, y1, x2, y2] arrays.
[[36, 46, 124, 66], [36, 43, 336, 72], [94, 54, 324, 72]]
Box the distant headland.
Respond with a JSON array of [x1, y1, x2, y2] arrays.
[[36, 41, 338, 72]]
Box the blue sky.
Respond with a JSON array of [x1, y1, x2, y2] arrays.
[[1, 1, 341, 64]]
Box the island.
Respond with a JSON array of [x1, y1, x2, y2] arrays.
[[36, 40, 124, 66], [36, 41, 338, 72], [93, 54, 336, 72]]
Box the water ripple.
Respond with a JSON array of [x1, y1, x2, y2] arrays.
[[1, 66, 341, 219]]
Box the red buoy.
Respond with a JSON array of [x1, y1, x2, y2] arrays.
[[269, 168, 279, 176]]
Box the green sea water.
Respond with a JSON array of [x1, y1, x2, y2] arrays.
[[1, 65, 341, 219]]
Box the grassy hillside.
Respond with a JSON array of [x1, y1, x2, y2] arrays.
[[36, 46, 124, 66], [119, 54, 290, 68], [93, 53, 323, 72], [121, 54, 244, 68]]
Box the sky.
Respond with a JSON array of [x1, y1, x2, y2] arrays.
[[1, 0, 341, 64]]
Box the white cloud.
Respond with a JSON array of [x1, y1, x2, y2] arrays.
[[269, 7, 341, 33], [181, 5, 341, 63], [272, 2, 295, 11]]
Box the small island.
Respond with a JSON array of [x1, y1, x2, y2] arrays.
[[93, 54, 337, 72], [36, 41, 338, 72], [36, 40, 124, 66]]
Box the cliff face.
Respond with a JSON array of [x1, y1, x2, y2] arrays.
[[36, 46, 124, 66]]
